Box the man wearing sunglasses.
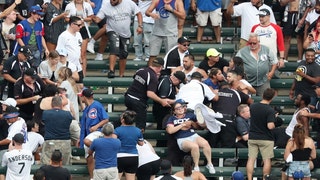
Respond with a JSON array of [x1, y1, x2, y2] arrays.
[[56, 16, 84, 86], [236, 32, 278, 96], [161, 36, 191, 76]]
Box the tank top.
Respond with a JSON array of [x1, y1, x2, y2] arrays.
[[291, 148, 312, 161]]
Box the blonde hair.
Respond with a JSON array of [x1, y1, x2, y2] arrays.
[[57, 67, 78, 94]]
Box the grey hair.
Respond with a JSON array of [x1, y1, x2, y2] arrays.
[[249, 32, 260, 41], [102, 123, 114, 136]]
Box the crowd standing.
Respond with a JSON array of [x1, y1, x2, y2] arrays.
[[0, 0, 319, 179]]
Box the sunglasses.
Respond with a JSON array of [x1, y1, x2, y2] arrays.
[[73, 23, 82, 27], [249, 42, 257, 45], [182, 44, 190, 47]]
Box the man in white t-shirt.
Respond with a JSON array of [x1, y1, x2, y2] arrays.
[[226, 0, 276, 49], [2, 133, 34, 180], [22, 120, 44, 160], [0, 106, 27, 162], [56, 16, 83, 84], [176, 72, 218, 110]]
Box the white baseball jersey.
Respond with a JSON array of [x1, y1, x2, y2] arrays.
[[1, 149, 34, 180]]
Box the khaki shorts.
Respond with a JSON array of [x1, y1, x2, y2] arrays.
[[94, 167, 118, 180], [196, 8, 222, 26], [41, 139, 71, 165], [248, 139, 274, 159], [70, 120, 80, 141]]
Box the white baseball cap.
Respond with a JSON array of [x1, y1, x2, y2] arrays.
[[0, 98, 17, 107]]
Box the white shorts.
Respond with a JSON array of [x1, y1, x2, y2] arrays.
[[196, 8, 222, 26], [177, 134, 199, 151], [84, 131, 103, 158]]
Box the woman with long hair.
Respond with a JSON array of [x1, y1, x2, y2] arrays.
[[203, 67, 225, 90], [43, 0, 68, 51], [174, 155, 207, 180], [166, 102, 215, 174], [57, 66, 80, 122], [284, 124, 316, 180], [38, 50, 63, 85]]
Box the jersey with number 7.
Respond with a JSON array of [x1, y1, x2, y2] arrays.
[[1, 149, 34, 180]]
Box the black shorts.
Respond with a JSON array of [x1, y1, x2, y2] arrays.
[[97, 17, 106, 29], [282, 12, 300, 36], [80, 26, 90, 39], [107, 31, 130, 59], [117, 156, 139, 173], [76, 70, 84, 83]]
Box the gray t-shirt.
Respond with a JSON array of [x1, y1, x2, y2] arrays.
[[97, 0, 140, 38]]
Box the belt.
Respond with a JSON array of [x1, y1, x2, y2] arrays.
[[222, 114, 236, 120]]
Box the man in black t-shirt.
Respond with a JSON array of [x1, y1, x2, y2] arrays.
[[125, 58, 172, 131], [161, 37, 190, 76], [247, 88, 276, 179], [2, 46, 32, 98], [40, 150, 71, 180], [153, 71, 186, 131], [198, 48, 229, 74]]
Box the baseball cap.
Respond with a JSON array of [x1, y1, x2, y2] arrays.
[[19, 46, 32, 58], [78, 88, 94, 97], [206, 48, 220, 57], [3, 106, 19, 119], [257, 9, 270, 16], [178, 36, 191, 44], [175, 99, 188, 105], [312, 82, 320, 89], [30, 5, 45, 16], [152, 58, 164, 67], [0, 98, 17, 107], [191, 71, 203, 79], [12, 133, 24, 144], [56, 48, 68, 57], [160, 159, 172, 174], [173, 71, 186, 84], [24, 68, 37, 79], [232, 171, 244, 180]]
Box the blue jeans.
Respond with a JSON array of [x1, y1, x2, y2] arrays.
[[133, 21, 153, 59]]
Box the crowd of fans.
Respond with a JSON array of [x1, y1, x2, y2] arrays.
[[0, 0, 319, 179]]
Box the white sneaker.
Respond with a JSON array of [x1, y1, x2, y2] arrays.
[[206, 164, 216, 174], [133, 57, 142, 61], [194, 166, 200, 171], [194, 107, 205, 125], [95, 53, 103, 61], [87, 41, 95, 54], [71, 156, 81, 161]]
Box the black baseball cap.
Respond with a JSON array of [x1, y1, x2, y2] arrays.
[[19, 46, 32, 58], [191, 72, 203, 79], [78, 88, 94, 97], [178, 36, 191, 44], [24, 68, 37, 79], [173, 71, 186, 84]]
